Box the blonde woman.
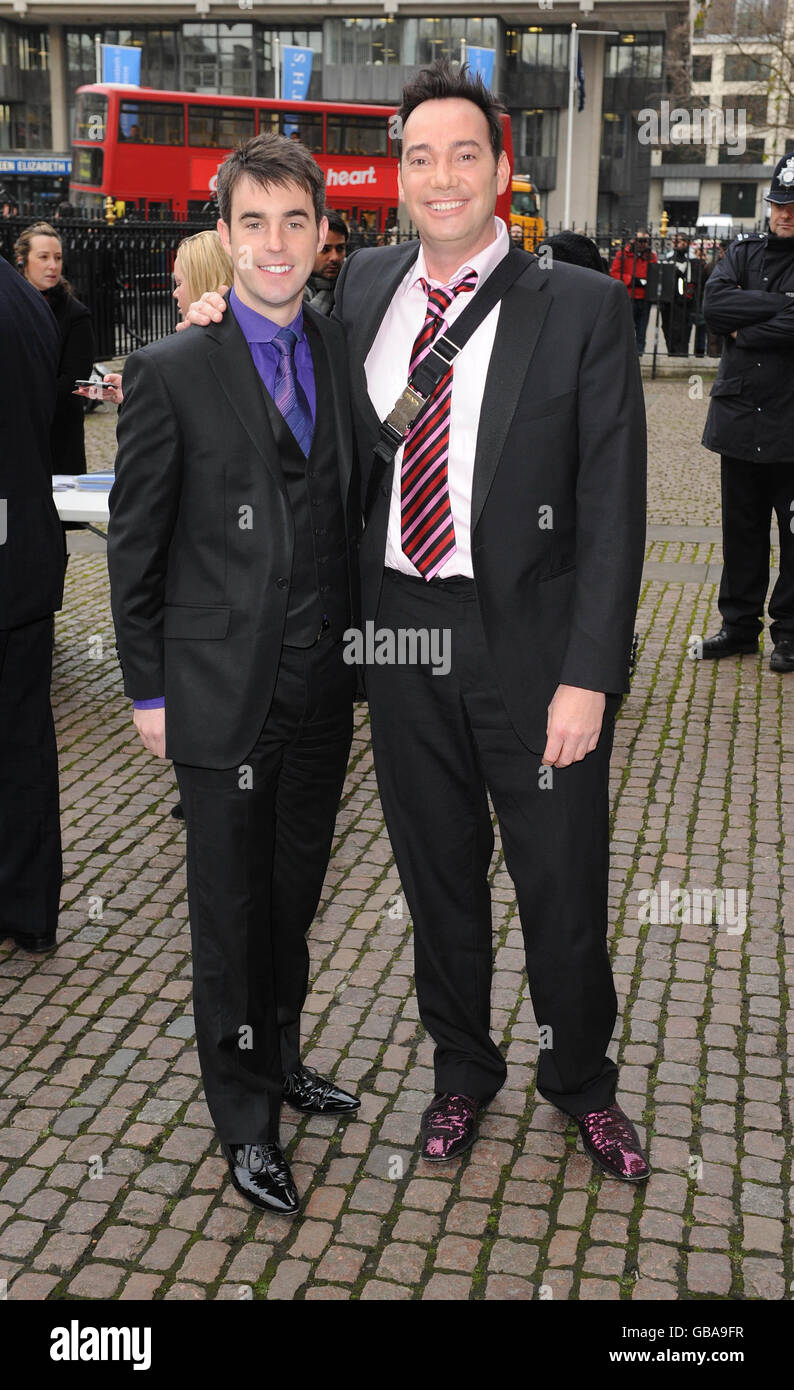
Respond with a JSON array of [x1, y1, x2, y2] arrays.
[[98, 229, 233, 404]]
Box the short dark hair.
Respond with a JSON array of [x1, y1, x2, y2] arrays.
[[396, 59, 505, 164], [323, 210, 349, 241], [544, 231, 607, 275], [216, 132, 325, 227]]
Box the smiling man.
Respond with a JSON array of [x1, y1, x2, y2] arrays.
[[107, 134, 361, 1216], [334, 63, 649, 1179]]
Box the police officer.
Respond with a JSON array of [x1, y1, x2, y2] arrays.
[[700, 152, 794, 672]]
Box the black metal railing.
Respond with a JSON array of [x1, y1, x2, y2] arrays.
[[0, 210, 765, 361]]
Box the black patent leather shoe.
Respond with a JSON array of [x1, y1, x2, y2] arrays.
[[221, 1142, 300, 1214], [0, 929, 56, 953], [770, 638, 794, 672], [282, 1064, 360, 1115], [700, 626, 759, 659]]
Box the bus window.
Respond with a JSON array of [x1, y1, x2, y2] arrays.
[[189, 106, 255, 148], [119, 100, 184, 146], [259, 108, 323, 153], [74, 91, 107, 142], [72, 146, 104, 185], [326, 115, 387, 158]]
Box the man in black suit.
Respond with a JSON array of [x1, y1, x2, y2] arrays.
[[0, 256, 65, 954], [185, 66, 649, 1182], [332, 64, 649, 1180], [107, 134, 360, 1216]]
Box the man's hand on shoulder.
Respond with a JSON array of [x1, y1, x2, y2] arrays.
[[543, 685, 606, 768], [177, 287, 228, 331], [133, 706, 166, 758]]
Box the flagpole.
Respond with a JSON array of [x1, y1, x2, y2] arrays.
[[564, 24, 577, 229], [564, 27, 618, 229]]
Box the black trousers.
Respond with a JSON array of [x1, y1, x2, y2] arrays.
[[0, 616, 62, 938], [366, 570, 620, 1117], [173, 634, 353, 1145], [717, 454, 794, 642]]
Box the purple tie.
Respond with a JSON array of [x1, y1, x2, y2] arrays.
[[272, 327, 314, 457]]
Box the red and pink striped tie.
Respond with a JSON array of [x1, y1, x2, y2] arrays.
[[400, 270, 477, 579]]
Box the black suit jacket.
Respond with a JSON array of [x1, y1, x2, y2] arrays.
[[44, 284, 96, 474], [0, 256, 65, 629], [108, 299, 357, 769], [332, 240, 647, 755]]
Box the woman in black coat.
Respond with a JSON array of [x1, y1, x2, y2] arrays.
[[15, 221, 96, 474]]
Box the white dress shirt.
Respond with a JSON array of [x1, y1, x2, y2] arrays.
[[365, 217, 510, 579]]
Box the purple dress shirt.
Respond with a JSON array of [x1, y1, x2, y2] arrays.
[[132, 289, 316, 711]]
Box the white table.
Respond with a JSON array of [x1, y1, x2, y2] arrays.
[[54, 487, 110, 538]]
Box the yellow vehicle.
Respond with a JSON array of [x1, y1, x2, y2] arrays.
[[510, 175, 545, 251]]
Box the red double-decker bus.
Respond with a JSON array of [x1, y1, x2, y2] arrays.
[[70, 84, 514, 231]]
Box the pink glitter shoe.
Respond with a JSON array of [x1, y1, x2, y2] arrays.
[[420, 1093, 479, 1162], [576, 1102, 651, 1182]]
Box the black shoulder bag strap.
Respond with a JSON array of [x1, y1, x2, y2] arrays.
[[364, 245, 532, 522]]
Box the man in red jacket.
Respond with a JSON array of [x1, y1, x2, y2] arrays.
[[610, 231, 657, 355]]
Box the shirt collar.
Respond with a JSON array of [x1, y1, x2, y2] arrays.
[[407, 217, 510, 295], [229, 286, 305, 344]]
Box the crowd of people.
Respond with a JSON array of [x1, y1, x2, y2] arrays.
[[2, 59, 793, 1226]]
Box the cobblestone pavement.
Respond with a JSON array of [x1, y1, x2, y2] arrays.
[[1, 378, 791, 1303]]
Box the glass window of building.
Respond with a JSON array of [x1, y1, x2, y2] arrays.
[[183, 22, 254, 96], [720, 181, 756, 215], [738, 136, 767, 160], [396, 17, 496, 68], [258, 109, 322, 151], [188, 105, 254, 147], [723, 53, 768, 82], [371, 17, 399, 65], [742, 93, 769, 124], [601, 112, 627, 162], [605, 34, 663, 80], [505, 26, 568, 72], [17, 30, 49, 72], [119, 99, 184, 145], [12, 102, 51, 149], [520, 108, 558, 161], [0, 102, 11, 151], [692, 55, 712, 82]]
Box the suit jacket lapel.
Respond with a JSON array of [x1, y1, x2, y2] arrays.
[[204, 300, 286, 496], [471, 267, 551, 534], [304, 307, 353, 505], [351, 241, 420, 437]]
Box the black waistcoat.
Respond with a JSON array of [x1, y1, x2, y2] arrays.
[[258, 318, 349, 647]]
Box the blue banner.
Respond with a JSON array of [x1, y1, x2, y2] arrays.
[[282, 46, 313, 102], [466, 46, 496, 90], [102, 44, 142, 86]]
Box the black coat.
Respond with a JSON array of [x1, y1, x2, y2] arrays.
[[108, 300, 358, 769], [0, 257, 65, 627], [702, 233, 794, 463], [42, 282, 96, 474], [332, 241, 647, 755]]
